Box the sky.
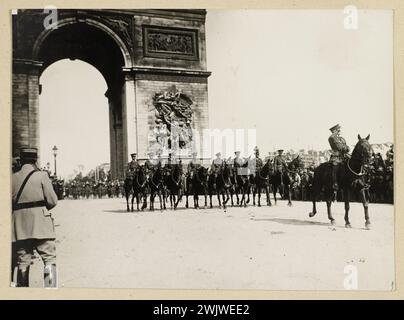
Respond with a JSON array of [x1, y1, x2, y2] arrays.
[[38, 10, 393, 178]]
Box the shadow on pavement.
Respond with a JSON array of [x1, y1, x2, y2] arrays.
[[252, 217, 332, 227]]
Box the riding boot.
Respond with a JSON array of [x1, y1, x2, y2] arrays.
[[16, 266, 30, 287], [44, 264, 57, 288], [332, 164, 338, 201]]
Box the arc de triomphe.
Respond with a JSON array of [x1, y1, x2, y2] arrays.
[[12, 9, 210, 178]]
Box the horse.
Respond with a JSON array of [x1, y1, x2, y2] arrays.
[[309, 134, 374, 229], [124, 173, 134, 212], [164, 163, 183, 210], [187, 166, 209, 209], [271, 155, 303, 206], [251, 159, 273, 206], [207, 169, 218, 208], [149, 164, 166, 211], [132, 165, 148, 211], [215, 161, 233, 210], [284, 155, 305, 206], [233, 160, 251, 207]]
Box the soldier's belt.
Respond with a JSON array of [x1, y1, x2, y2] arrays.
[[12, 200, 47, 211]]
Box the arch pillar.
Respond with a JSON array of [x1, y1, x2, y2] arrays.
[[12, 59, 42, 158]]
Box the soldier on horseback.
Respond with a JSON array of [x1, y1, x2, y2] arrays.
[[251, 146, 263, 176], [211, 152, 223, 174], [273, 149, 287, 183], [328, 124, 350, 194], [126, 153, 138, 177], [144, 151, 156, 172], [187, 151, 200, 178]]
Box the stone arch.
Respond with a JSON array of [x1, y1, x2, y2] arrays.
[[32, 17, 133, 69], [16, 18, 134, 179]]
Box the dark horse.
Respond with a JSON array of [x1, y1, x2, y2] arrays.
[[124, 166, 148, 212], [215, 161, 233, 210], [251, 159, 274, 207], [132, 165, 148, 211], [309, 134, 374, 229], [272, 155, 304, 206], [232, 161, 251, 207], [149, 164, 166, 211], [124, 173, 134, 212], [186, 166, 209, 209], [164, 163, 183, 210]]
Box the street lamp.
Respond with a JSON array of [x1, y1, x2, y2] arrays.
[[52, 145, 58, 177]]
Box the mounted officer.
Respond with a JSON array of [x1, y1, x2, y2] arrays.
[[273, 150, 287, 174], [328, 124, 350, 192], [126, 153, 138, 178], [187, 151, 200, 178], [12, 147, 58, 287], [250, 146, 263, 176], [233, 151, 247, 175], [211, 152, 223, 174], [144, 151, 157, 173], [273, 149, 287, 185]]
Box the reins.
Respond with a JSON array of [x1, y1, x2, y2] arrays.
[[347, 157, 365, 176]]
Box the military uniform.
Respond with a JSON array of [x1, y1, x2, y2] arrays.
[[211, 154, 223, 174], [328, 132, 350, 164], [126, 153, 139, 177], [273, 153, 287, 173], [328, 124, 350, 192], [12, 148, 58, 287]]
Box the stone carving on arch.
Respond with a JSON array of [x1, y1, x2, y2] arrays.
[[149, 90, 194, 155]]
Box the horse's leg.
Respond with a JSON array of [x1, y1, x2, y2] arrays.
[[185, 190, 189, 208], [159, 191, 163, 211], [209, 193, 213, 208], [252, 186, 256, 206], [204, 192, 207, 208], [343, 188, 351, 228], [125, 191, 130, 212], [230, 189, 234, 207], [175, 191, 181, 209], [266, 186, 272, 206], [150, 193, 153, 211], [131, 191, 135, 212], [309, 187, 317, 217], [287, 185, 292, 207], [326, 199, 335, 225], [361, 188, 371, 229], [273, 185, 277, 205], [142, 191, 147, 210], [258, 187, 262, 207]]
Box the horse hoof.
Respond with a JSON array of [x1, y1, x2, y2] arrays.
[[331, 220, 336, 226], [345, 223, 352, 228], [287, 203, 292, 207], [309, 212, 316, 218], [365, 222, 371, 230], [258, 204, 261, 207]]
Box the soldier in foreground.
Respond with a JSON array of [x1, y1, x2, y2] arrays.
[[12, 147, 58, 287]]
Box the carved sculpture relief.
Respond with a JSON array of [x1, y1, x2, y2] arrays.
[[148, 90, 194, 155], [143, 26, 199, 60]]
